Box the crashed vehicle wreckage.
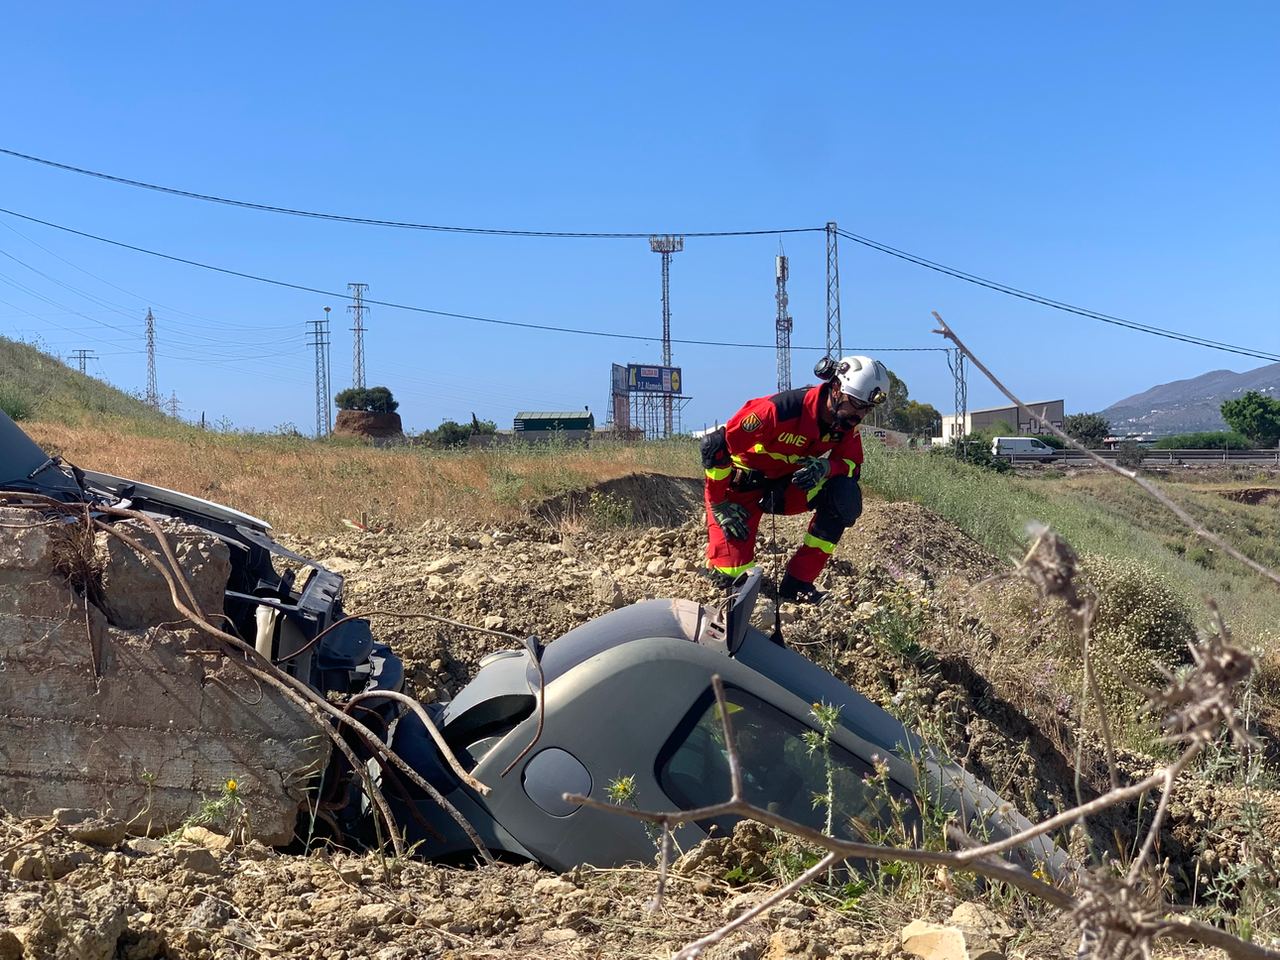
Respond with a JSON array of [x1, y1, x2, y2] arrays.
[[0, 408, 1065, 876]]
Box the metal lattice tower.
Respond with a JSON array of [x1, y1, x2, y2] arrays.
[[348, 282, 369, 389], [649, 235, 683, 438], [775, 255, 792, 391], [307, 309, 334, 438], [165, 391, 180, 419], [948, 348, 968, 456], [825, 222, 842, 360], [69, 349, 96, 375], [144, 308, 160, 409]]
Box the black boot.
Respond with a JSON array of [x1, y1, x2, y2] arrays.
[[779, 572, 826, 605]]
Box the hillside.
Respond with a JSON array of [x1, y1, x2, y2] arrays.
[[1103, 360, 1280, 434], [0, 335, 165, 424]]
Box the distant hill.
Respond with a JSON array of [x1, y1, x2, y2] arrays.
[[0, 336, 166, 424], [1102, 362, 1280, 435]]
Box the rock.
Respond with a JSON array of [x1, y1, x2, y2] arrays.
[[764, 929, 829, 959], [127, 838, 167, 856], [542, 927, 580, 943], [0, 931, 21, 960], [533, 876, 577, 897], [14, 880, 129, 960], [60, 814, 128, 847], [482, 615, 507, 631], [173, 845, 221, 875], [354, 903, 401, 927], [424, 557, 459, 575], [900, 919, 1003, 960], [180, 826, 234, 852], [949, 903, 1014, 942], [590, 573, 625, 609], [645, 558, 671, 577], [672, 557, 695, 572]]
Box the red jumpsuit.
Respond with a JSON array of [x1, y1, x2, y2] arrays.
[[703, 384, 864, 584]]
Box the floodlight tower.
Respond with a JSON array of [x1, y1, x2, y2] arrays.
[[825, 222, 842, 360], [649, 235, 684, 437], [144, 308, 160, 409], [348, 282, 369, 389], [775, 255, 792, 391]]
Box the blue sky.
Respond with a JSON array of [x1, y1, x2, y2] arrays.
[[0, 2, 1276, 433]]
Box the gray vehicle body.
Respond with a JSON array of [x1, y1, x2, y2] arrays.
[[390, 572, 1067, 876]]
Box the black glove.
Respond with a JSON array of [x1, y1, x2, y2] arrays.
[[711, 501, 750, 540], [791, 456, 831, 491]]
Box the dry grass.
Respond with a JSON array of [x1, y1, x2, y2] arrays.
[[26, 419, 700, 535]]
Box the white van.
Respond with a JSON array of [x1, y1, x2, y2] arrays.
[[991, 436, 1056, 462]]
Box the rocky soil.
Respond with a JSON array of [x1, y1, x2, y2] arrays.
[[1, 486, 1274, 959]]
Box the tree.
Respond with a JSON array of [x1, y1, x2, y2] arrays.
[[1221, 391, 1280, 448], [890, 399, 942, 437], [1064, 412, 1110, 447], [335, 386, 399, 414]]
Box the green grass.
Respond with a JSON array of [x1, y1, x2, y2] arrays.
[[863, 441, 1280, 650], [0, 336, 166, 424]]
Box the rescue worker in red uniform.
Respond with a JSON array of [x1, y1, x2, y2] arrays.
[[701, 356, 891, 603]]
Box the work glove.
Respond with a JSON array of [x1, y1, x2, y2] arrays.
[[711, 501, 750, 541], [791, 456, 830, 491]]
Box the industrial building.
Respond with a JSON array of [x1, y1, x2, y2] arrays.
[[935, 400, 1065, 444]]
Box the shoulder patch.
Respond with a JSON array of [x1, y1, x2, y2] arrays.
[[741, 413, 762, 433]]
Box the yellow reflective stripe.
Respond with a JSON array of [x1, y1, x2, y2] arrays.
[[749, 442, 802, 464], [704, 466, 731, 481], [803, 533, 837, 554], [844, 459, 858, 475], [805, 476, 828, 501], [730, 454, 750, 469], [712, 561, 757, 576]]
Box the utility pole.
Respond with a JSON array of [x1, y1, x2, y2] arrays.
[[825, 222, 842, 360], [165, 390, 180, 419], [948, 348, 968, 457], [307, 308, 333, 438], [649, 235, 683, 438], [348, 282, 369, 389], [775, 255, 792, 391], [69, 349, 96, 375], [144, 308, 160, 409]]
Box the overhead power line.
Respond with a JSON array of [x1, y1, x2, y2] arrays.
[[0, 147, 819, 238], [834, 228, 1280, 364], [0, 206, 940, 354]]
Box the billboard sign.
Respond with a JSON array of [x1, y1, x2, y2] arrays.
[[626, 364, 683, 395]]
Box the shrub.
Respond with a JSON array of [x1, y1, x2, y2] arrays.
[[1064, 412, 1110, 446], [0, 385, 34, 421], [1116, 441, 1146, 469], [940, 434, 1011, 473], [335, 386, 399, 414], [1081, 554, 1196, 713], [1153, 431, 1251, 450]]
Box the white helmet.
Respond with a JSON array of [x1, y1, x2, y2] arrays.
[[834, 355, 890, 406]]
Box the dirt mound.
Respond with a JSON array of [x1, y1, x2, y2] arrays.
[[534, 472, 703, 527], [334, 410, 405, 440], [1218, 486, 1280, 505]]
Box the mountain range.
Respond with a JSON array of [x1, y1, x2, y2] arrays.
[[1102, 362, 1280, 435]]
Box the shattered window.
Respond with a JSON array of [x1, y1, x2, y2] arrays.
[[656, 687, 919, 844]]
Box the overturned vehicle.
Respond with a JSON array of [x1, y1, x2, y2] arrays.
[[0, 409, 1063, 875]]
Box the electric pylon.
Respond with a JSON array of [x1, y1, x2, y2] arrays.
[[648, 235, 683, 438], [775, 255, 792, 391], [348, 282, 369, 389], [307, 310, 333, 438], [165, 390, 180, 419], [144, 308, 160, 409], [69, 349, 96, 375], [948, 348, 968, 456], [825, 222, 842, 360]]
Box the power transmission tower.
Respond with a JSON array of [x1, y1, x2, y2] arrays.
[[825, 222, 842, 360], [144, 308, 160, 409], [948, 348, 968, 457], [649, 235, 683, 438], [69, 349, 96, 375], [165, 390, 180, 419], [775, 255, 792, 391], [307, 309, 334, 438], [348, 282, 369, 389]]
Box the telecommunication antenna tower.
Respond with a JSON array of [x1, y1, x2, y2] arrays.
[[648, 235, 683, 438], [69, 349, 97, 375], [825, 222, 842, 360], [775, 255, 792, 391], [307, 309, 334, 438], [348, 282, 369, 389], [144, 308, 160, 409]]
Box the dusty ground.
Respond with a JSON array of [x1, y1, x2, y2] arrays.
[[1, 483, 1275, 959]]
